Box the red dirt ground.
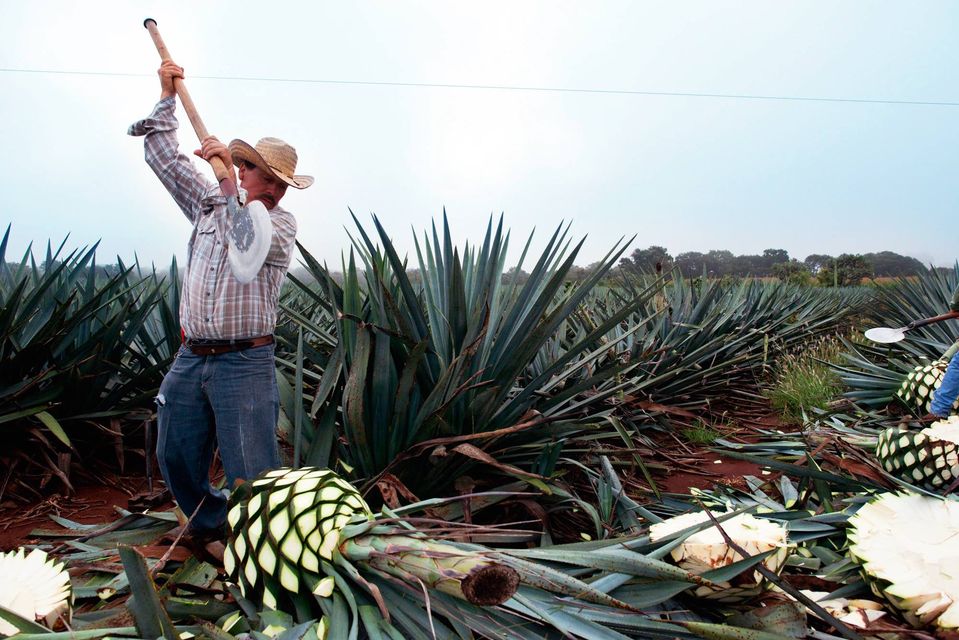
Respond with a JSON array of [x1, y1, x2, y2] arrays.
[[659, 456, 766, 494], [0, 476, 172, 552]]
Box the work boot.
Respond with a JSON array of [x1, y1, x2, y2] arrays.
[[184, 527, 226, 566]]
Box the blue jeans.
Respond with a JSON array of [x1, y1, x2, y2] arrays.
[[931, 355, 959, 417], [156, 343, 280, 533]]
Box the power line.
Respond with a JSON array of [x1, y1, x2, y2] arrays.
[[2, 66, 958, 107]]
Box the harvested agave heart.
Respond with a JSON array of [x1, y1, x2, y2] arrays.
[[648, 510, 790, 603], [223, 467, 519, 616], [896, 359, 958, 415], [847, 493, 959, 630], [876, 415, 959, 490]]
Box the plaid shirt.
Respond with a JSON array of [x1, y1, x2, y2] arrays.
[[129, 98, 297, 340]]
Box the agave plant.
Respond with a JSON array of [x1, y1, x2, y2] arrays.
[[560, 272, 867, 416], [648, 509, 792, 602], [835, 266, 959, 413], [218, 465, 859, 639], [0, 226, 178, 498], [876, 416, 959, 492], [281, 213, 655, 497]]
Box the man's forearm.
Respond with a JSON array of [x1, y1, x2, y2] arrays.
[[129, 98, 211, 221]]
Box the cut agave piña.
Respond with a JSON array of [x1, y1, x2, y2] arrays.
[[224, 467, 373, 609], [848, 493, 959, 629], [649, 510, 790, 602], [0, 548, 72, 635], [896, 359, 958, 415], [224, 467, 519, 617], [876, 416, 959, 490]]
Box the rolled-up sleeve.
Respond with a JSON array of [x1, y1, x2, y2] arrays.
[[129, 97, 213, 223], [265, 210, 297, 270]]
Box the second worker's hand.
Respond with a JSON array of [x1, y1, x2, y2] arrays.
[[194, 136, 237, 185]]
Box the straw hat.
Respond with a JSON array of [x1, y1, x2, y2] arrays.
[[228, 137, 314, 189]]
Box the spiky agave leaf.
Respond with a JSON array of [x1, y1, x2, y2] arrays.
[[876, 417, 959, 490], [607, 270, 865, 411], [284, 214, 645, 496], [648, 510, 791, 603], [847, 492, 959, 629], [0, 547, 72, 634], [836, 266, 959, 411]]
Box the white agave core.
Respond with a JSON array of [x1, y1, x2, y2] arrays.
[[926, 416, 959, 444], [649, 511, 789, 572], [0, 548, 71, 635], [848, 494, 959, 629]]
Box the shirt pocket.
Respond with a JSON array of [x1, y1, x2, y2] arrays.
[[192, 216, 221, 263], [196, 213, 216, 234]]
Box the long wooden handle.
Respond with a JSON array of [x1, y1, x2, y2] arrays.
[[143, 18, 233, 186], [908, 310, 959, 330]]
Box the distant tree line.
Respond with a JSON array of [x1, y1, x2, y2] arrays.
[[10, 247, 942, 289], [617, 246, 933, 286]]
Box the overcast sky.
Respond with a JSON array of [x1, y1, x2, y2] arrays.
[[2, 1, 957, 271]]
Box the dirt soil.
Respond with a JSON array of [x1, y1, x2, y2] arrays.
[[617, 410, 798, 496], [0, 475, 173, 552]]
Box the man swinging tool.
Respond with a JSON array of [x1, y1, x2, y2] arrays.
[[128, 24, 314, 555]]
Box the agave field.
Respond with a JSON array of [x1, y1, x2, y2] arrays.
[[1, 217, 959, 640]]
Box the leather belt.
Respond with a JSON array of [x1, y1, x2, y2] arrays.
[[184, 335, 274, 355]]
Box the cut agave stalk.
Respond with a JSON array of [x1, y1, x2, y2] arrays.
[[341, 533, 519, 606], [896, 359, 959, 415], [0, 547, 72, 635], [649, 510, 791, 603], [847, 493, 959, 629], [876, 416, 959, 490], [224, 467, 519, 616]]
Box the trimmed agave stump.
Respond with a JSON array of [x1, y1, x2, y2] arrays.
[[223, 467, 519, 619], [341, 534, 519, 606]]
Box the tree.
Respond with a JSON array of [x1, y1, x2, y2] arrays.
[[620, 245, 672, 275], [504, 266, 530, 284], [772, 260, 812, 286], [863, 251, 926, 277], [803, 254, 834, 275], [674, 251, 707, 277], [817, 254, 873, 286], [705, 250, 735, 276], [761, 249, 790, 273]]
